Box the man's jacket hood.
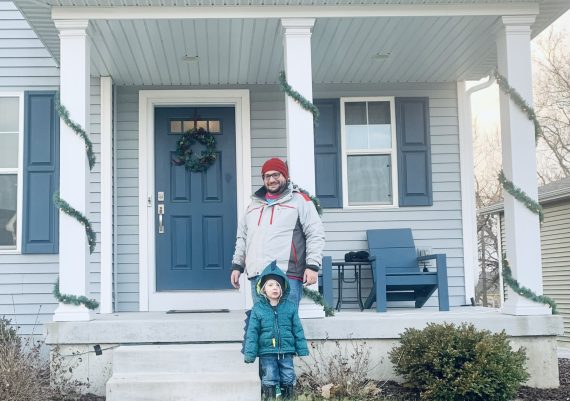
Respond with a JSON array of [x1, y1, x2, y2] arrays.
[[255, 260, 291, 300]]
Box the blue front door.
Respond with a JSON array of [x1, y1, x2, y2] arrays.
[[155, 107, 237, 290]]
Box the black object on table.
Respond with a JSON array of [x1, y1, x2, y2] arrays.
[[331, 260, 371, 311]]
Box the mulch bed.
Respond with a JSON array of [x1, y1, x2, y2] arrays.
[[379, 358, 570, 401]]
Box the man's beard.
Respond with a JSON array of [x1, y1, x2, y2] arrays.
[[265, 181, 287, 195]]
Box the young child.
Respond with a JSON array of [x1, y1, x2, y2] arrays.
[[244, 261, 309, 399]]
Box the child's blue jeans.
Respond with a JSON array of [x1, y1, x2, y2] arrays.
[[260, 354, 296, 387]]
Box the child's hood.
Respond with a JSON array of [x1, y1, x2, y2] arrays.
[[255, 260, 291, 299]]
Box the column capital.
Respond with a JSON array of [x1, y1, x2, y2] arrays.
[[281, 18, 316, 35], [54, 19, 89, 34], [500, 15, 536, 28]]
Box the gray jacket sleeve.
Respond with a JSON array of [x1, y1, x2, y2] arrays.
[[298, 196, 326, 270]]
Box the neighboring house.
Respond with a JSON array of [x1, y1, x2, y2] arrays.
[[0, 0, 567, 397], [480, 176, 570, 348]]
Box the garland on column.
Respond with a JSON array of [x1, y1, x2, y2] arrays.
[[278, 71, 320, 123], [55, 93, 96, 170], [53, 278, 99, 310], [494, 70, 556, 313], [502, 258, 557, 314], [53, 192, 96, 254], [492, 70, 543, 141], [498, 170, 544, 222], [303, 287, 335, 317]]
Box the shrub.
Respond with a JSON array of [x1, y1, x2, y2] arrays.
[[0, 317, 88, 401], [297, 338, 381, 400], [389, 322, 529, 401]]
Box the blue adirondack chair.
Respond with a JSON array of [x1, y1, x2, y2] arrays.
[[363, 228, 450, 312]]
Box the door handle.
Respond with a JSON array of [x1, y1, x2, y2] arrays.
[[158, 203, 165, 234]]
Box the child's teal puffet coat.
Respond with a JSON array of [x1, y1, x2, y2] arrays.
[[243, 261, 309, 363]]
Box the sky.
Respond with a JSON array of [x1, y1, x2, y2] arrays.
[[470, 10, 570, 134]]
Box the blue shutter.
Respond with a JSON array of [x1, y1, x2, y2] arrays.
[[22, 91, 59, 254], [314, 99, 342, 208], [396, 97, 433, 207]]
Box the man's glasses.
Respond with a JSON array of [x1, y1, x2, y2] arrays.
[[263, 172, 282, 181]]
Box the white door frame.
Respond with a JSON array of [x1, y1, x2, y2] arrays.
[[138, 89, 251, 311]]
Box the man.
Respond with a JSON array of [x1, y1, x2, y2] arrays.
[[230, 157, 325, 307]]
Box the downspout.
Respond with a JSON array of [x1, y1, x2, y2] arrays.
[[457, 73, 496, 306]]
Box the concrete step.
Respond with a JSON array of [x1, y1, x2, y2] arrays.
[[106, 373, 260, 401], [112, 343, 256, 375]]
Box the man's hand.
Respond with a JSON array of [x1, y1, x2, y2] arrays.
[[303, 269, 318, 286], [231, 270, 241, 289]]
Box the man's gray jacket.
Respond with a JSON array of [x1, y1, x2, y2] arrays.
[[231, 183, 326, 279]]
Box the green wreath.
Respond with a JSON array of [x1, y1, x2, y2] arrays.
[[172, 127, 217, 172]]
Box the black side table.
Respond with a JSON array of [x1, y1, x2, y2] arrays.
[[332, 260, 371, 311]]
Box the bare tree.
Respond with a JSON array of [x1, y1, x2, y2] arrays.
[[533, 28, 570, 184], [473, 122, 503, 306]]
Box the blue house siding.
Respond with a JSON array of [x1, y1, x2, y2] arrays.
[[0, 2, 58, 90], [0, 1, 59, 336], [113, 82, 464, 311]]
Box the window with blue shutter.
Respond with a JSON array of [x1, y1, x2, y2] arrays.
[[22, 91, 59, 254], [396, 97, 433, 207], [314, 99, 342, 208]]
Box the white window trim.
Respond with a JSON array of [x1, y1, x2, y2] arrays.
[[0, 92, 24, 254], [340, 96, 399, 210]]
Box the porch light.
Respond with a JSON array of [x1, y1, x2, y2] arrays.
[[373, 52, 391, 60], [182, 55, 199, 63]]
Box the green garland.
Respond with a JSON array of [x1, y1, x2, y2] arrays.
[[278, 71, 320, 123], [53, 278, 99, 310], [53, 192, 96, 254], [303, 287, 335, 317], [172, 128, 218, 172], [492, 70, 543, 142], [55, 93, 96, 170], [494, 70, 556, 312], [502, 258, 557, 314], [498, 170, 544, 222]]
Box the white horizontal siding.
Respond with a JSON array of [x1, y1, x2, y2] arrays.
[[0, 2, 58, 91], [540, 201, 570, 346], [114, 81, 465, 311]]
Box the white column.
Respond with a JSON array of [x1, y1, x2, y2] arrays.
[[53, 19, 92, 322], [496, 16, 549, 315], [282, 18, 323, 318], [282, 18, 316, 194], [100, 76, 113, 314]]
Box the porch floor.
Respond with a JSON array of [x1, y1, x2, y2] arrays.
[[45, 306, 563, 345]]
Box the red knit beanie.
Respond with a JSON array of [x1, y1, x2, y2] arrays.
[[261, 158, 289, 180]]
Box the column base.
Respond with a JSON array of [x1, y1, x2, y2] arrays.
[[501, 296, 552, 316], [53, 303, 93, 322]]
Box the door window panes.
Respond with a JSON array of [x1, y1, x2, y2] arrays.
[[169, 119, 222, 134]]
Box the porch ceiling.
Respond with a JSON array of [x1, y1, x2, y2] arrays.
[[13, 0, 570, 85]]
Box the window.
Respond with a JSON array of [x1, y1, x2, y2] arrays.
[[340, 97, 398, 207], [0, 94, 23, 252]]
